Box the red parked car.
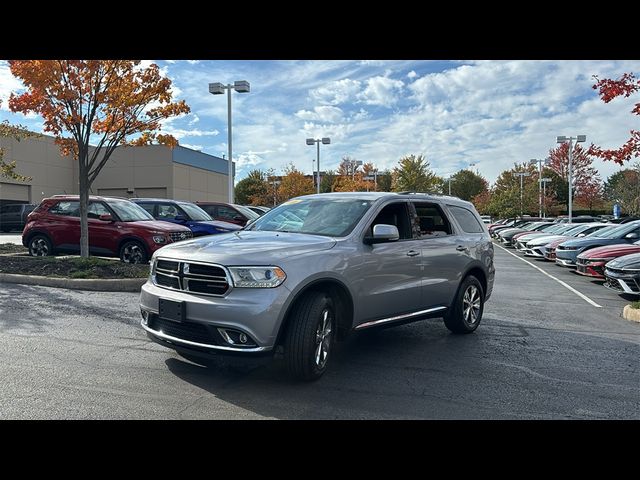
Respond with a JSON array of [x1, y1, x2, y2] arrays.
[[576, 242, 640, 278], [22, 195, 193, 263]]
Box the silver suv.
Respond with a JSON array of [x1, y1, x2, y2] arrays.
[[140, 192, 495, 381]]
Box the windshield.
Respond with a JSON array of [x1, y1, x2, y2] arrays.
[[108, 200, 154, 222], [598, 222, 640, 239], [179, 203, 212, 221], [586, 225, 617, 237], [247, 198, 373, 237], [233, 204, 260, 220]]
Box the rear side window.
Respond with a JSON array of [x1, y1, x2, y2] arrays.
[[157, 203, 179, 219], [137, 203, 157, 216], [448, 205, 484, 233], [217, 205, 240, 221], [412, 202, 452, 237], [49, 201, 80, 217]]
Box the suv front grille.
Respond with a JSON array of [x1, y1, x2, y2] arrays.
[[169, 231, 193, 243], [154, 259, 230, 297]]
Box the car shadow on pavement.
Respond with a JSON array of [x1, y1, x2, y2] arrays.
[[161, 319, 518, 419]]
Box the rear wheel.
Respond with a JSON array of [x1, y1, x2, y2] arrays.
[[28, 234, 53, 257], [443, 275, 484, 334], [284, 291, 335, 381], [119, 240, 148, 264]]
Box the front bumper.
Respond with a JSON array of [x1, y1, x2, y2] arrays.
[[555, 255, 578, 267], [140, 280, 292, 352], [523, 246, 546, 257], [604, 269, 640, 295], [575, 261, 606, 278]]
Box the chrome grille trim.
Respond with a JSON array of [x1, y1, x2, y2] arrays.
[[169, 231, 193, 243], [152, 257, 232, 297]]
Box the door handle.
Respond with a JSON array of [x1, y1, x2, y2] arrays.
[[406, 250, 420, 257], [456, 245, 468, 252]]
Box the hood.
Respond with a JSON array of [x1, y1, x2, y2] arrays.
[[500, 228, 527, 238], [606, 253, 640, 270], [578, 244, 640, 259], [195, 220, 242, 230], [127, 220, 191, 232], [152, 230, 337, 264], [527, 234, 569, 247], [516, 232, 549, 242], [558, 238, 628, 250]]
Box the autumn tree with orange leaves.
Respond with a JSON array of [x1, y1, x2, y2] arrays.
[[8, 60, 190, 258], [588, 73, 640, 165]]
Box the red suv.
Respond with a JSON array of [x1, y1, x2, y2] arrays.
[[22, 195, 193, 263]]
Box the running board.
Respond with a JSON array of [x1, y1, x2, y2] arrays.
[[355, 306, 447, 330]]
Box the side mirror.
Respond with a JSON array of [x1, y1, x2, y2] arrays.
[[625, 232, 639, 240], [99, 214, 113, 222], [174, 215, 187, 222], [364, 224, 400, 245]]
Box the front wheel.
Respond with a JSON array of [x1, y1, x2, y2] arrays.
[[284, 292, 335, 381], [29, 234, 53, 257], [119, 240, 148, 264], [443, 275, 484, 334]]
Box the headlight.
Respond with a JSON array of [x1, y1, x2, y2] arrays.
[[228, 266, 286, 288], [153, 235, 167, 244]]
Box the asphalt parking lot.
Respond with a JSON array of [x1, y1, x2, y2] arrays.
[[0, 245, 638, 419]]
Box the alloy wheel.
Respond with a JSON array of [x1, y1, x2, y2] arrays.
[[463, 285, 481, 325], [314, 309, 333, 368]]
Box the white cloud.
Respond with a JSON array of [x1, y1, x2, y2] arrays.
[[0, 61, 24, 111], [357, 75, 404, 107], [310, 79, 361, 106], [180, 143, 203, 151], [186, 60, 200, 65], [407, 70, 417, 79], [188, 114, 200, 125], [161, 127, 219, 140], [295, 106, 344, 123]]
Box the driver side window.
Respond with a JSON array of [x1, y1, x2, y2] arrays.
[[157, 204, 178, 219], [367, 202, 413, 240]]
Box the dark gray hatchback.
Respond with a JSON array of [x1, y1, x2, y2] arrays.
[[140, 192, 495, 381]]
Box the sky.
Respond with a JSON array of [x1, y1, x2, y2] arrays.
[[1, 59, 639, 185]]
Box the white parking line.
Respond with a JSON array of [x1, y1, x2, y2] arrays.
[[495, 243, 602, 308]]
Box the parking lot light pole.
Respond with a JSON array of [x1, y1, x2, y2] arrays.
[[540, 177, 552, 217], [209, 80, 251, 203], [530, 158, 551, 218], [556, 135, 586, 223], [306, 137, 330, 194], [515, 172, 531, 217]]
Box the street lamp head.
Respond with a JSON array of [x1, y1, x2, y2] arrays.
[[209, 82, 225, 95], [529, 159, 538, 165], [306, 138, 316, 145], [541, 177, 552, 182], [321, 137, 331, 145], [576, 135, 586, 143], [556, 135, 567, 143], [233, 80, 250, 93]]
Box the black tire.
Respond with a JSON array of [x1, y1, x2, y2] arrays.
[[119, 240, 148, 264], [443, 275, 484, 334], [284, 291, 335, 381], [28, 234, 53, 257]]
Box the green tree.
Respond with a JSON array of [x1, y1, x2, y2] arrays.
[[450, 169, 488, 201], [320, 170, 336, 193], [235, 169, 269, 205], [489, 162, 540, 217], [376, 170, 392, 192], [392, 154, 439, 192], [603, 165, 640, 215]]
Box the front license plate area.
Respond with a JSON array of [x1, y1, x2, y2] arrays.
[[159, 298, 185, 322]]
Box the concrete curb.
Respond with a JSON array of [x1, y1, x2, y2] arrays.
[[622, 305, 640, 323], [0, 273, 147, 292]]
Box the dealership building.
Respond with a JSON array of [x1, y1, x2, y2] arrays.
[[0, 133, 231, 207]]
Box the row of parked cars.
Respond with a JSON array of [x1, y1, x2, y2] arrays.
[[10, 195, 270, 264], [489, 216, 640, 296]]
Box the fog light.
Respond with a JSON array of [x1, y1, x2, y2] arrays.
[[239, 333, 248, 344], [140, 309, 149, 325], [217, 328, 256, 347]]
